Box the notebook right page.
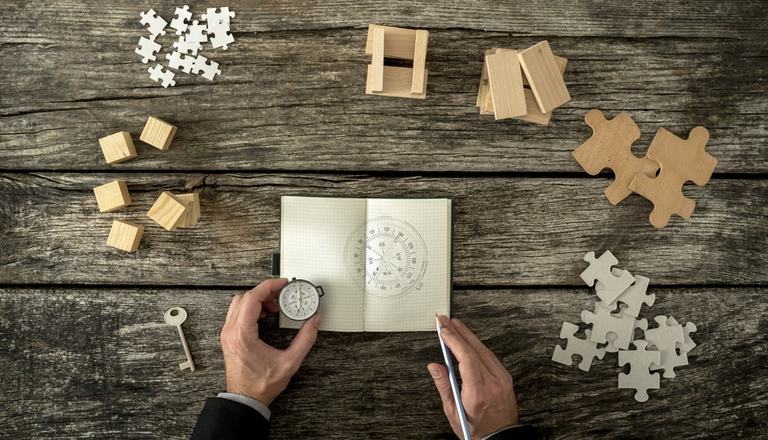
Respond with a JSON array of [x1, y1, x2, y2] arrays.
[[362, 198, 451, 331]]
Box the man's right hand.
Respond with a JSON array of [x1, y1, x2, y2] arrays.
[[428, 315, 519, 440]]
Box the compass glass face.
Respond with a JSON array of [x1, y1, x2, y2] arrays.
[[345, 216, 428, 298], [279, 280, 320, 321]]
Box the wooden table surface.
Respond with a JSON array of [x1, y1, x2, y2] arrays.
[[1, 1, 766, 439]]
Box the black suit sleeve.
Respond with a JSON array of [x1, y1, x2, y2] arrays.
[[190, 397, 271, 440], [486, 424, 540, 440]]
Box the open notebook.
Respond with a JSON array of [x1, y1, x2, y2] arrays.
[[279, 196, 452, 332]]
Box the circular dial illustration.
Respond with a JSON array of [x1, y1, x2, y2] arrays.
[[279, 279, 321, 321], [345, 217, 428, 298]]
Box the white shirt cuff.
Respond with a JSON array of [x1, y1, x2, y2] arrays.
[[217, 392, 271, 421], [481, 425, 522, 440]]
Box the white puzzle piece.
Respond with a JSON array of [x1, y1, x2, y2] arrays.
[[552, 321, 606, 372], [605, 312, 647, 353], [186, 20, 208, 44], [645, 315, 686, 378], [191, 55, 221, 81], [139, 9, 168, 37], [580, 250, 635, 305], [607, 272, 655, 317], [202, 7, 236, 49], [148, 64, 176, 88], [618, 340, 660, 402], [202, 7, 235, 27], [677, 318, 698, 353], [170, 5, 193, 35], [166, 51, 195, 74], [581, 302, 637, 350], [173, 35, 202, 56], [135, 36, 161, 63]]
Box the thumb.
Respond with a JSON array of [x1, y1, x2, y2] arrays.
[[428, 363, 456, 415], [286, 314, 321, 364]]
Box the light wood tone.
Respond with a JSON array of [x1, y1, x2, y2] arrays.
[[139, 116, 177, 150], [93, 180, 132, 213], [629, 127, 717, 228], [410, 30, 429, 94], [476, 48, 495, 108], [572, 110, 659, 205], [98, 131, 136, 165], [146, 191, 187, 231], [370, 27, 385, 92], [365, 65, 427, 99], [364, 24, 416, 59], [515, 54, 568, 125], [486, 50, 526, 119], [518, 41, 571, 113], [106, 220, 144, 252], [174, 193, 200, 228]]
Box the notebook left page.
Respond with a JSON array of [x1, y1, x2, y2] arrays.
[[279, 196, 366, 332]]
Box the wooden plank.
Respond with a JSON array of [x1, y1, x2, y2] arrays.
[[410, 30, 429, 95], [0, 286, 764, 439], [366, 65, 427, 99], [369, 26, 385, 92], [1, 31, 766, 172], [1, 173, 765, 286], [516, 55, 569, 125], [364, 24, 416, 60], [518, 41, 571, 113], [486, 50, 527, 119]]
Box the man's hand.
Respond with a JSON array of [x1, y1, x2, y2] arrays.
[[220, 278, 321, 406], [428, 315, 518, 440]]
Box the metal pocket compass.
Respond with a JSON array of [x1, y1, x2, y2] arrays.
[[278, 278, 324, 321]]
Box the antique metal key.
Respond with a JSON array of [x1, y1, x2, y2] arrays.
[[164, 307, 196, 372]]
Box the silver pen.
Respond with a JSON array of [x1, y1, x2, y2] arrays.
[[436, 316, 472, 440]]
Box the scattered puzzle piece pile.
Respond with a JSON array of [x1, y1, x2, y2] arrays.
[[572, 109, 718, 228], [136, 6, 234, 87], [551, 250, 699, 402], [476, 41, 570, 125], [95, 116, 201, 252]]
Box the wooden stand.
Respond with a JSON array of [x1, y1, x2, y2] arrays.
[[365, 25, 429, 99]]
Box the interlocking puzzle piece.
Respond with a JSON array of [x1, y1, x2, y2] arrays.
[[209, 28, 235, 50], [618, 340, 660, 402], [605, 314, 647, 353], [139, 9, 167, 37], [581, 302, 637, 351], [202, 7, 236, 49], [166, 51, 195, 74], [107, 220, 144, 252], [186, 20, 208, 44], [135, 35, 161, 64], [678, 319, 698, 353], [170, 5, 193, 35], [628, 126, 717, 228], [606, 272, 655, 318], [644, 315, 686, 378], [98, 131, 137, 164], [580, 250, 635, 305], [552, 321, 606, 372], [572, 110, 660, 205], [140, 116, 177, 150], [173, 35, 202, 56], [174, 193, 201, 228], [191, 55, 221, 81], [148, 64, 176, 88], [93, 180, 132, 213], [147, 192, 187, 231], [202, 7, 235, 27]]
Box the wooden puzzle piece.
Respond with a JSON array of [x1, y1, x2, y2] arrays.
[[107, 220, 144, 252], [581, 302, 636, 350], [572, 110, 659, 205], [517, 41, 570, 113], [93, 180, 132, 213], [580, 250, 635, 305], [606, 272, 655, 318], [644, 315, 686, 378], [628, 126, 717, 228], [552, 321, 606, 372], [618, 340, 660, 402]]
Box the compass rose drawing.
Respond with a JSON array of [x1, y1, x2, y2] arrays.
[[344, 216, 428, 298]]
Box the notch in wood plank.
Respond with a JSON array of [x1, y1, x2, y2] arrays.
[[410, 30, 428, 94], [370, 27, 385, 92]]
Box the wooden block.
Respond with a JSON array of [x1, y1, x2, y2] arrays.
[[140, 116, 177, 150], [486, 50, 527, 119], [147, 191, 187, 231], [410, 30, 429, 94], [515, 55, 569, 126], [174, 193, 201, 228], [98, 131, 136, 164], [370, 27, 385, 92], [518, 41, 571, 113], [476, 48, 497, 108], [107, 220, 144, 252], [365, 24, 417, 60], [93, 180, 132, 213], [366, 65, 427, 99]]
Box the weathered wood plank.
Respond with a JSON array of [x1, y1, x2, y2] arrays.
[[0, 286, 764, 439], [1, 3, 766, 172], [0, 173, 765, 286]]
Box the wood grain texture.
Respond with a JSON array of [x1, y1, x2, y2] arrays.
[[0, 286, 764, 439], [0, 2, 766, 172], [0, 173, 765, 286]]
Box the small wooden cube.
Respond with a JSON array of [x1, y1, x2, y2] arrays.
[[93, 180, 132, 213], [99, 131, 137, 164], [107, 220, 144, 252], [147, 191, 187, 231], [174, 193, 201, 228], [140, 116, 177, 150]]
